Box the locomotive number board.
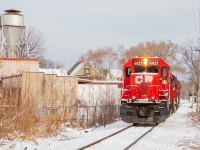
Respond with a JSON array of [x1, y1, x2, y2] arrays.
[[133, 61, 159, 66]]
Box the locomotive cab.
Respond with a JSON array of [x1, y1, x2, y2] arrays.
[[120, 57, 180, 124]]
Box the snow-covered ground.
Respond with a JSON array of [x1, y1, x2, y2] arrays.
[[1, 99, 199, 150]]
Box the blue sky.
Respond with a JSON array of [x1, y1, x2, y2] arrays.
[[0, 0, 197, 68]]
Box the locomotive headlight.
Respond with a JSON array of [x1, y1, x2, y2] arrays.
[[144, 58, 148, 65]]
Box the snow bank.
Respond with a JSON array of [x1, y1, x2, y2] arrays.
[[77, 84, 121, 106]]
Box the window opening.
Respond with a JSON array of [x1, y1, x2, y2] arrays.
[[161, 67, 168, 78], [134, 67, 145, 73], [147, 66, 158, 73], [84, 68, 90, 75], [125, 67, 132, 77]]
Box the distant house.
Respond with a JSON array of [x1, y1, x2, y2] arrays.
[[67, 61, 102, 80]]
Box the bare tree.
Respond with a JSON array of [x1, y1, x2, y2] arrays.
[[116, 45, 126, 70], [39, 58, 64, 69], [120, 40, 178, 63], [180, 38, 200, 84], [180, 80, 192, 99], [79, 40, 185, 80], [79, 49, 103, 70], [19, 27, 46, 59], [18, 27, 63, 68], [79, 47, 117, 78], [119, 40, 185, 74], [102, 47, 117, 79]]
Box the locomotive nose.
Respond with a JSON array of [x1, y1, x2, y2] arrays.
[[140, 81, 150, 95], [129, 73, 161, 101]]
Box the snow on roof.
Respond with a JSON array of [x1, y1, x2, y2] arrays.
[[39, 68, 68, 76], [70, 62, 85, 76]]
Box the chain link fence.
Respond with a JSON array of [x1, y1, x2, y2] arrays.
[[78, 105, 120, 128], [36, 104, 120, 128]]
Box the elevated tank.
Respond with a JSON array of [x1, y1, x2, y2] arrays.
[[0, 9, 25, 58]]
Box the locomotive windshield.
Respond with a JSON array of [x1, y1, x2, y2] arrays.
[[134, 67, 145, 73], [147, 66, 158, 73], [134, 66, 158, 73]]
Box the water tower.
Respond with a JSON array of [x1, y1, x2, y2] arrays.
[[0, 9, 29, 58]]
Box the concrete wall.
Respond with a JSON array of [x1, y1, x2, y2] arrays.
[[21, 72, 77, 105], [0, 58, 39, 77], [0, 75, 22, 109]]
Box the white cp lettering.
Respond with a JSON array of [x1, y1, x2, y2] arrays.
[[135, 76, 153, 84]]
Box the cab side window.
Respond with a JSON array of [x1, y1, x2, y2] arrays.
[[161, 67, 168, 78], [125, 67, 132, 78]]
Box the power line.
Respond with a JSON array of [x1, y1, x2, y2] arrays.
[[198, 0, 200, 34], [192, 0, 198, 38]]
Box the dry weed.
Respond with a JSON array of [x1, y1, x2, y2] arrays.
[[176, 112, 200, 149], [187, 112, 200, 129], [176, 135, 200, 150]]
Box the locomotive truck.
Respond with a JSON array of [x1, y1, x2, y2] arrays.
[[120, 57, 181, 124]]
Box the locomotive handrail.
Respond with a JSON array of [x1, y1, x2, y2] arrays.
[[122, 85, 139, 99], [149, 85, 169, 100], [147, 85, 169, 100]]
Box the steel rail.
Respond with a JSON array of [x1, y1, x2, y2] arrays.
[[123, 125, 156, 150], [77, 125, 133, 150]]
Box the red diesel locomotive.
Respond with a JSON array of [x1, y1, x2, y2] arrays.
[[120, 57, 181, 124]]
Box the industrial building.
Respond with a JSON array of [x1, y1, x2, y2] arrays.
[[0, 9, 77, 120]]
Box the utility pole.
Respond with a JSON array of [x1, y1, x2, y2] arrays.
[[191, 83, 195, 108], [194, 50, 200, 113]]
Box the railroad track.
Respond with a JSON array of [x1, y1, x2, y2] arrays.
[[77, 124, 156, 150], [123, 125, 156, 150], [77, 125, 133, 150]]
